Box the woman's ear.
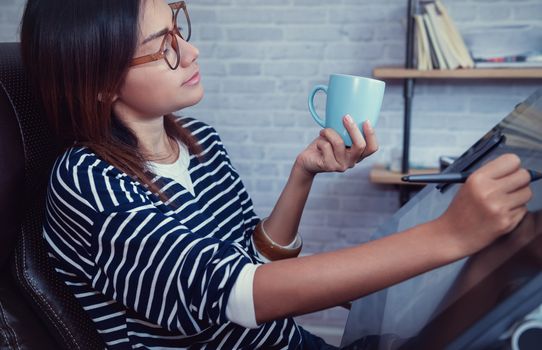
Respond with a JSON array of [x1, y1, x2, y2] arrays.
[[97, 92, 119, 103]]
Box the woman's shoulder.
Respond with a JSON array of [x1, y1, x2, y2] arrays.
[[52, 147, 135, 190], [51, 147, 150, 211], [174, 115, 222, 141], [54, 147, 122, 177]]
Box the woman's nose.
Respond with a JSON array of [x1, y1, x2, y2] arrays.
[[179, 38, 199, 68]]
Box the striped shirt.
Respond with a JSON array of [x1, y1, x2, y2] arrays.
[[43, 117, 302, 349]]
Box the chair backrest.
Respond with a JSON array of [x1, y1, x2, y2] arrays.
[[0, 42, 105, 350]]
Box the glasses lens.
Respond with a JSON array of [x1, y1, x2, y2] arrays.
[[164, 33, 179, 69], [175, 8, 191, 41]]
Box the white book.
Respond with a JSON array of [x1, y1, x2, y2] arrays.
[[422, 13, 448, 69], [435, 0, 475, 68], [414, 14, 432, 70], [425, 3, 461, 70]]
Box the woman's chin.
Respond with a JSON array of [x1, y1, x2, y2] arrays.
[[186, 84, 204, 106], [173, 84, 204, 111]]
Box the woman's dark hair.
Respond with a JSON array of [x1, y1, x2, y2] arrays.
[[20, 0, 200, 200]]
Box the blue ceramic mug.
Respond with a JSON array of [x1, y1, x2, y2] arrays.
[[308, 74, 385, 146]]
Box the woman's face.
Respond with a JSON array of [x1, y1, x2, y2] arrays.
[[113, 0, 203, 121]]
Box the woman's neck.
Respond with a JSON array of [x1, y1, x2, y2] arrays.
[[120, 115, 179, 164]]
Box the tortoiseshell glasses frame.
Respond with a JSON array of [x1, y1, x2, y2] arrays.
[[130, 1, 191, 70]]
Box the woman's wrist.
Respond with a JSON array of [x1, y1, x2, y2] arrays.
[[430, 216, 471, 261], [292, 157, 316, 185]]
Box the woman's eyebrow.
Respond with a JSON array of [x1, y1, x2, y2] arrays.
[[142, 27, 169, 44]]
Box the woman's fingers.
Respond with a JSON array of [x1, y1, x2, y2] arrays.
[[474, 153, 521, 181], [317, 116, 380, 172], [315, 138, 340, 171], [319, 128, 347, 170], [344, 115, 366, 150], [342, 115, 369, 164], [360, 120, 379, 159], [499, 168, 532, 194], [468, 154, 532, 208], [344, 118, 379, 163], [506, 185, 533, 211]]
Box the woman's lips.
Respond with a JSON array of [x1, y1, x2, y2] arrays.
[[182, 72, 200, 86]]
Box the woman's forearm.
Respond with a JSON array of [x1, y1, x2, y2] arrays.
[[263, 161, 315, 246], [262, 119, 375, 246], [253, 218, 463, 324], [253, 153, 532, 323]]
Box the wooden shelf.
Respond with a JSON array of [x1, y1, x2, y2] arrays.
[[370, 164, 439, 186], [373, 66, 542, 79]]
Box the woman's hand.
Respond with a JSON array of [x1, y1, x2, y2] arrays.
[[266, 115, 377, 247], [295, 115, 379, 177], [437, 153, 533, 257]]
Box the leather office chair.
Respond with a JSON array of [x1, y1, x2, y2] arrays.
[[0, 42, 105, 350]]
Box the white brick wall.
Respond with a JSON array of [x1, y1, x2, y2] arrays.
[[3, 0, 541, 346], [0, 0, 25, 42]]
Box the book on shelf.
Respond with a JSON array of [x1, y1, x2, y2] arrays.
[[434, 0, 474, 68], [421, 11, 447, 69], [419, 14, 441, 69], [413, 15, 431, 70], [425, 2, 461, 69], [414, 0, 474, 70]]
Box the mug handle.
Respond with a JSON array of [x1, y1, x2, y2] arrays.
[[308, 85, 327, 128]]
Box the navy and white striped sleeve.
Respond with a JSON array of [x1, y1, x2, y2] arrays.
[[66, 156, 253, 333]]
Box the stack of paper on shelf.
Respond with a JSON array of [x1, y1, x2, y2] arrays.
[[473, 52, 542, 68], [462, 24, 542, 68], [414, 0, 474, 70]]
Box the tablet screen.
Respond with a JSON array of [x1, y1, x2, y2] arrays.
[[341, 88, 542, 350]]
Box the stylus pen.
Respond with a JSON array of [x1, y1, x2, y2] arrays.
[[402, 169, 542, 183]]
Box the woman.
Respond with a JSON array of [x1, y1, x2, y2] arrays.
[[20, 0, 533, 349]]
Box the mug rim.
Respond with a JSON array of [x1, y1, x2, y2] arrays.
[[330, 73, 385, 85]]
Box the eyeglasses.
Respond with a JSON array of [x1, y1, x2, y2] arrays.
[[130, 1, 191, 70]]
